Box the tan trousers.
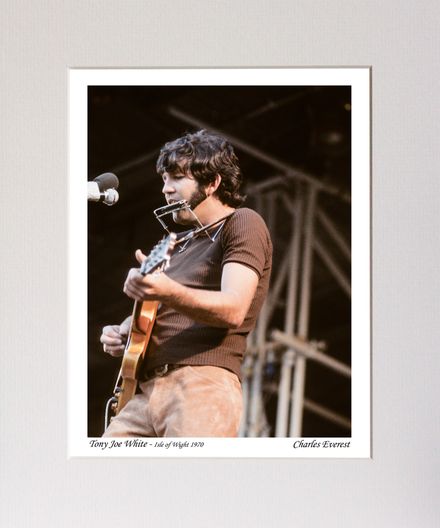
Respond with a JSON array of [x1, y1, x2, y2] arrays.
[[103, 365, 243, 437]]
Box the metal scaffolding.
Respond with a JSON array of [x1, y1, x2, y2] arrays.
[[241, 183, 351, 437]]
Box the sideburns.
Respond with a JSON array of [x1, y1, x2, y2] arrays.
[[188, 186, 208, 209]]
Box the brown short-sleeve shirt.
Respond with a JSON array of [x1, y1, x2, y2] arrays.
[[143, 207, 273, 380]]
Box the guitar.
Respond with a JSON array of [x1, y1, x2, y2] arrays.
[[108, 233, 177, 419]]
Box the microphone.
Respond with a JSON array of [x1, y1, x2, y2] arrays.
[[88, 173, 119, 206]]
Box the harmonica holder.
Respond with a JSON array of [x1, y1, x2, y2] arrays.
[[153, 200, 216, 243]]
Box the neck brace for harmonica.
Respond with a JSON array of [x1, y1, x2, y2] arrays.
[[153, 200, 201, 232], [153, 199, 232, 245]]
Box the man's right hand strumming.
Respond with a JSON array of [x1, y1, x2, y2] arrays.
[[100, 317, 131, 357]]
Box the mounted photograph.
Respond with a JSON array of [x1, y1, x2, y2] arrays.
[[68, 68, 370, 457]]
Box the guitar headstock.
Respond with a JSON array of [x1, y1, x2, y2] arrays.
[[139, 233, 177, 276]]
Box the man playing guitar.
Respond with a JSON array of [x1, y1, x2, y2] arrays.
[[101, 129, 272, 437]]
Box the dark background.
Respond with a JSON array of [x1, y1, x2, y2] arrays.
[[88, 85, 351, 437]]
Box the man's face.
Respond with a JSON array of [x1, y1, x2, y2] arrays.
[[161, 170, 207, 225]]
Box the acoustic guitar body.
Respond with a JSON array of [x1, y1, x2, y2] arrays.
[[114, 301, 159, 414]]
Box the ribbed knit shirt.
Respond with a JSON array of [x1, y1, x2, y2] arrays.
[[142, 207, 273, 380]]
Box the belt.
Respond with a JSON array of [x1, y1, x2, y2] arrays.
[[144, 363, 183, 380]]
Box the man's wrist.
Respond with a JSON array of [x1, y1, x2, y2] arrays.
[[160, 276, 182, 306]]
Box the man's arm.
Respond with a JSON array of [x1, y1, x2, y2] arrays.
[[123, 260, 259, 329]]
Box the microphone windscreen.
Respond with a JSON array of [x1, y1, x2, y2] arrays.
[[94, 172, 119, 191]]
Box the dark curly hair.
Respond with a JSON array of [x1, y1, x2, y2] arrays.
[[156, 129, 246, 207]]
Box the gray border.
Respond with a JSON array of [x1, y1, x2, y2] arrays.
[[2, 2, 439, 526]]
